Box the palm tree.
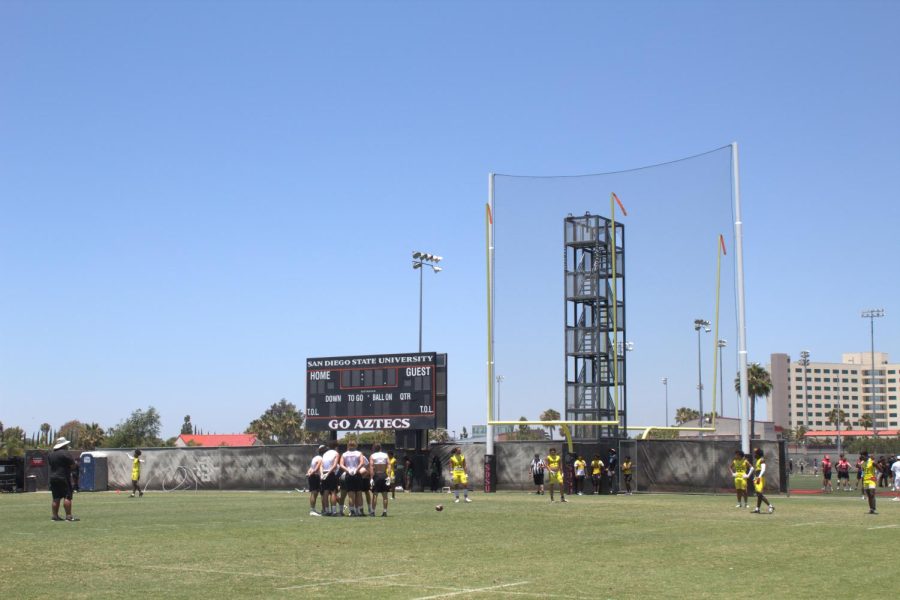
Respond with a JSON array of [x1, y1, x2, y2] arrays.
[[674, 407, 700, 425], [826, 408, 850, 430], [40, 422, 51, 446], [82, 423, 105, 450], [734, 363, 772, 442], [540, 409, 560, 440], [858, 413, 873, 431]]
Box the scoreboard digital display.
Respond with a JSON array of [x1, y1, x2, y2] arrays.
[[305, 352, 447, 431]]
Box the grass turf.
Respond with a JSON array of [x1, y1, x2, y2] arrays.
[[1, 488, 897, 599]]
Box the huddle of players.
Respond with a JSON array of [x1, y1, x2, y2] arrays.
[[729, 448, 774, 513], [306, 440, 394, 517]]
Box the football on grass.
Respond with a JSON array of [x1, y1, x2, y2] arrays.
[[435, 504, 443, 512]]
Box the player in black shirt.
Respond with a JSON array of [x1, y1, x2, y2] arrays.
[[48, 437, 79, 522]]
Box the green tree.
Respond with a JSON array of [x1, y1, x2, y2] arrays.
[[58, 420, 86, 447], [40, 422, 51, 446], [105, 407, 163, 448], [826, 408, 850, 430], [82, 423, 105, 450], [461, 426, 468, 440], [734, 363, 772, 442], [246, 399, 303, 444], [517, 416, 530, 436], [646, 428, 679, 439], [181, 415, 194, 435], [858, 414, 873, 431], [1, 426, 27, 458], [674, 407, 700, 425], [540, 409, 560, 440], [428, 428, 450, 443]]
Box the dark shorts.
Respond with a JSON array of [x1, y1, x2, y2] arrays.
[[321, 472, 338, 492], [307, 474, 321, 492], [823, 472, 832, 480], [856, 471, 862, 479], [533, 473, 544, 486], [50, 478, 73, 501], [837, 472, 849, 480], [345, 473, 365, 492], [373, 474, 390, 493], [624, 474, 633, 483]]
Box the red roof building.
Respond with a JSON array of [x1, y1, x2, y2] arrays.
[[174, 434, 261, 447], [803, 429, 900, 438]]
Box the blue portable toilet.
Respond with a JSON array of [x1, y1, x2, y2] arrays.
[[79, 453, 108, 491]]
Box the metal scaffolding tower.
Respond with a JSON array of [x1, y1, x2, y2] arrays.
[[564, 214, 626, 441]]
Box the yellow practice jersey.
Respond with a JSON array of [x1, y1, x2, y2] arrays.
[[573, 459, 586, 474], [546, 454, 561, 472], [863, 458, 877, 484], [387, 457, 396, 477], [732, 458, 750, 476], [450, 454, 466, 472], [622, 460, 632, 475], [131, 458, 141, 480], [755, 457, 765, 474], [591, 459, 604, 475]]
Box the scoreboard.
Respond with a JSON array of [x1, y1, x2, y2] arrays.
[[305, 352, 447, 431]]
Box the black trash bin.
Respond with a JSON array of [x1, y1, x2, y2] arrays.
[[25, 475, 37, 493]]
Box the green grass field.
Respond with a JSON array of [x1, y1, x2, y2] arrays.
[[1, 487, 897, 599]]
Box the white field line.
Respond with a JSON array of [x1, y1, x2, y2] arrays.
[[867, 524, 898, 530], [277, 573, 401, 591], [140, 563, 301, 579], [412, 581, 530, 600], [789, 521, 824, 527], [496, 591, 591, 600]]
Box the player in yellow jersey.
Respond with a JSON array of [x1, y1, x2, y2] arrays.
[[545, 448, 567, 503], [622, 456, 634, 495], [860, 450, 878, 514], [129, 449, 145, 498], [387, 451, 397, 500], [590, 455, 605, 495], [449, 447, 470, 503], [750, 448, 773, 514], [729, 450, 751, 508]]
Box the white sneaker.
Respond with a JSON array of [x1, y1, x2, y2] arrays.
[[309, 510, 321, 517], [464, 497, 471, 503], [891, 497, 900, 502], [454, 498, 460, 503], [735, 503, 742, 508], [768, 505, 774, 514]]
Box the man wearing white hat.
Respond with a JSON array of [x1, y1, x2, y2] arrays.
[[48, 437, 79, 522]]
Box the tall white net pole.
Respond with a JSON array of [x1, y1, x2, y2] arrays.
[[732, 142, 750, 454], [486, 173, 495, 458]]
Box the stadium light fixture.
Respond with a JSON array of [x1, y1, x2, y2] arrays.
[[412, 250, 444, 353]]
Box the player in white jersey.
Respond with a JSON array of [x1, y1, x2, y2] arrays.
[[369, 443, 391, 517], [320, 440, 341, 516], [339, 440, 367, 516], [307, 445, 325, 516], [891, 455, 900, 502]]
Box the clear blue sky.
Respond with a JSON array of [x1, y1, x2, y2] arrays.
[[2, 1, 898, 440]]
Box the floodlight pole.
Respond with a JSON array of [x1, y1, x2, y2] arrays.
[[732, 142, 750, 455], [862, 308, 884, 436], [662, 377, 669, 427], [694, 319, 710, 437], [412, 251, 443, 353]]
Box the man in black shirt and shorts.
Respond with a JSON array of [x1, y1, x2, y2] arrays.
[[48, 437, 79, 522]]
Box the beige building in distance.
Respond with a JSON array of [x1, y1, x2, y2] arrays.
[[770, 352, 900, 433]]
